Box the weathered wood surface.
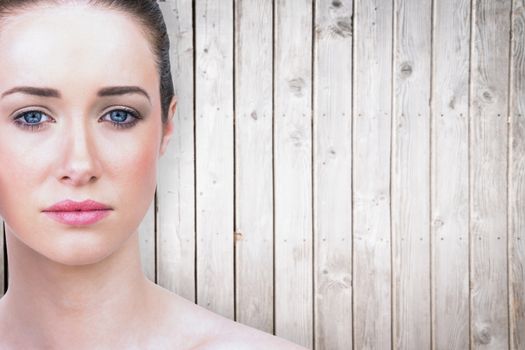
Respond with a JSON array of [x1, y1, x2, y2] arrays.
[[392, 0, 432, 348], [352, 0, 392, 349], [234, 0, 274, 333], [157, 0, 196, 303], [313, 0, 353, 349], [510, 1, 525, 349], [431, 0, 471, 349], [138, 199, 156, 282], [1, 223, 4, 295], [470, 0, 512, 348], [274, 0, 313, 347], [195, 0, 235, 319], [0, 1, 522, 349]]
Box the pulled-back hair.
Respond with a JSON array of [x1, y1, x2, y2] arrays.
[[0, 0, 174, 124]]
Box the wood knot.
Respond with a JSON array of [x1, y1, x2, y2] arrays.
[[288, 77, 305, 97], [290, 129, 304, 147], [482, 91, 493, 103], [331, 17, 352, 38], [400, 62, 413, 78], [475, 326, 491, 345], [331, 0, 342, 8], [433, 218, 444, 228]]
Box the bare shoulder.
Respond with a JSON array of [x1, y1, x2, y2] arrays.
[[150, 284, 306, 349], [193, 320, 308, 350]]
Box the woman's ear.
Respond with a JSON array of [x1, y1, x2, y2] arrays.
[[160, 97, 177, 156]]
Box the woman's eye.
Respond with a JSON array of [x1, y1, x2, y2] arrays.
[[12, 108, 142, 131], [13, 110, 53, 131], [101, 109, 142, 129]]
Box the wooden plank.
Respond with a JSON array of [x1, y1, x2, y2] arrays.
[[313, 0, 353, 349], [274, 0, 313, 347], [234, 0, 274, 332], [392, 0, 432, 348], [157, 0, 196, 302], [509, 1, 525, 349], [195, 0, 235, 319], [470, 0, 512, 348], [138, 199, 156, 282], [352, 0, 392, 349], [430, 0, 471, 349], [1, 222, 4, 295]]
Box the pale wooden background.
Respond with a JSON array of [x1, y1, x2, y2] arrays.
[[1, 0, 524, 349]]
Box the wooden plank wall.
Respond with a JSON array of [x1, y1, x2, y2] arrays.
[[314, 1, 352, 349], [510, 3, 525, 350], [392, 0, 432, 348], [431, 0, 471, 349], [1, 0, 524, 349], [353, 0, 392, 349], [234, 0, 274, 334], [470, 1, 512, 348]]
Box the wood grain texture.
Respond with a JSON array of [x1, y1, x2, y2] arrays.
[[313, 0, 353, 349], [234, 0, 274, 332], [392, 0, 432, 348], [430, 0, 471, 349], [510, 1, 525, 349], [138, 200, 156, 282], [157, 0, 196, 303], [274, 0, 313, 347], [195, 0, 235, 319], [1, 222, 4, 295], [352, 0, 392, 349], [470, 0, 511, 348], [2, 2, 523, 348]]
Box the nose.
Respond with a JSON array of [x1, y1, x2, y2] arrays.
[[58, 120, 102, 186]]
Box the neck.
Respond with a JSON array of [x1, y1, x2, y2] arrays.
[[0, 228, 154, 348]]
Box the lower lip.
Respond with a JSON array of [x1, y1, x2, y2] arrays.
[[43, 210, 111, 226]]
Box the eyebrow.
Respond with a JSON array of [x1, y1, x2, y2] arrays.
[[97, 86, 150, 102], [1, 86, 60, 98], [1, 85, 151, 102]]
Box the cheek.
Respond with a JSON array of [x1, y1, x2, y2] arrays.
[[0, 131, 51, 221], [0, 110, 163, 265], [120, 142, 158, 196], [119, 127, 159, 186], [107, 128, 160, 220], [0, 123, 161, 225]]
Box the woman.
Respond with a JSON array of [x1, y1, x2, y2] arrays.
[[0, 1, 305, 348]]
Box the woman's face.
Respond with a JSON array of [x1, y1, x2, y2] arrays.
[[0, 4, 174, 266]]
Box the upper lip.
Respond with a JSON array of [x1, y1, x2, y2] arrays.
[[43, 200, 112, 212]]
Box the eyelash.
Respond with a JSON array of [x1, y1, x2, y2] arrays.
[[12, 107, 143, 131]]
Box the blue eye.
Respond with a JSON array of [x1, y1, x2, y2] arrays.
[[13, 110, 53, 131], [13, 108, 142, 132], [23, 111, 44, 123], [102, 108, 142, 129], [110, 110, 130, 123]]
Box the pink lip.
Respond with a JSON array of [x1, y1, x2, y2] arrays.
[[43, 199, 112, 226]]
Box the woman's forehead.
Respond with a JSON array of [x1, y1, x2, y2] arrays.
[[0, 5, 158, 95]]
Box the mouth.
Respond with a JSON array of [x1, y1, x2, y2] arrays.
[[42, 199, 112, 226]]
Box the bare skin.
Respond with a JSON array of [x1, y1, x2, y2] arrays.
[[0, 3, 305, 349], [0, 230, 302, 349]]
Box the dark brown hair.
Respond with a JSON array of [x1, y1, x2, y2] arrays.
[[0, 0, 174, 124]]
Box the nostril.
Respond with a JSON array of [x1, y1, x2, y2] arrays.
[[59, 174, 98, 186]]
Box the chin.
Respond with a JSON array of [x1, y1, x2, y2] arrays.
[[45, 229, 130, 267], [49, 244, 114, 267], [5, 206, 145, 267], [7, 224, 127, 268]]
